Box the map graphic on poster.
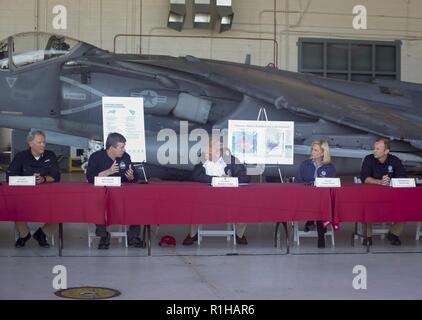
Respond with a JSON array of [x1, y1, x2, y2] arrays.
[[228, 120, 294, 164], [102, 97, 146, 163]]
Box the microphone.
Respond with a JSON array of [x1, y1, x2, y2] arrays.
[[117, 159, 127, 175], [387, 165, 394, 178]]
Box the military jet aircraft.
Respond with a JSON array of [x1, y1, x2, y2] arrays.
[[0, 31, 421, 179]]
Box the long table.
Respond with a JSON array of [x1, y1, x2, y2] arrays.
[[332, 184, 422, 223], [106, 182, 333, 254], [1, 182, 421, 256], [331, 183, 422, 252], [0, 182, 107, 255]]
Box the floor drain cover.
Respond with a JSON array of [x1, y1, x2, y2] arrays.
[[55, 287, 121, 300]]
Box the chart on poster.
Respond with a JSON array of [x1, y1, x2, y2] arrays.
[[228, 120, 294, 165]]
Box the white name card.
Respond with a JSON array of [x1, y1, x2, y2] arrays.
[[94, 176, 121, 187], [391, 178, 416, 188], [8, 176, 36, 186], [314, 177, 341, 188], [211, 177, 239, 187]]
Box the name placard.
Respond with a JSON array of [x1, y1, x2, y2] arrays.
[[211, 177, 239, 187], [94, 176, 121, 187], [391, 178, 416, 188], [8, 176, 36, 186], [314, 177, 341, 188]]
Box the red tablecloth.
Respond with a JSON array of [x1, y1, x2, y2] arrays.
[[332, 184, 422, 223], [0, 182, 106, 224], [106, 182, 333, 225], [2, 181, 420, 226]]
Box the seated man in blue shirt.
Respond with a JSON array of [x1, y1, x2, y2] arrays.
[[360, 137, 407, 246], [86, 132, 143, 249], [295, 140, 336, 248], [183, 139, 250, 245], [6, 130, 61, 248]]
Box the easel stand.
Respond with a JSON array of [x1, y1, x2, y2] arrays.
[[132, 162, 150, 254], [133, 162, 148, 183], [257, 107, 290, 253], [256, 107, 283, 183]]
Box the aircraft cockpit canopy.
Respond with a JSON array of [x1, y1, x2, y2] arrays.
[[0, 32, 80, 70]]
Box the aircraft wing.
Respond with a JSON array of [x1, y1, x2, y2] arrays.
[[127, 57, 422, 149]]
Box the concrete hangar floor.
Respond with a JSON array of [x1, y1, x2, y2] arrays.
[[1, 172, 422, 300]]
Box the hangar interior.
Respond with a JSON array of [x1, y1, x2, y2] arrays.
[[1, 0, 422, 300]]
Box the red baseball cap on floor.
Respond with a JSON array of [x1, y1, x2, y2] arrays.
[[159, 235, 176, 246]]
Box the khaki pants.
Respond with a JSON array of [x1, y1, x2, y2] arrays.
[[365, 222, 405, 237], [190, 223, 247, 238], [15, 222, 58, 238]]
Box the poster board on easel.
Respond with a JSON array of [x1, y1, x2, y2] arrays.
[[228, 112, 294, 182], [102, 96, 148, 181], [228, 120, 294, 165]]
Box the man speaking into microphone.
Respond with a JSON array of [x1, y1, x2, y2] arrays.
[[360, 137, 407, 246], [86, 132, 143, 250]]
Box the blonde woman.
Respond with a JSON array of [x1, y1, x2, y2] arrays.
[[295, 140, 336, 248]]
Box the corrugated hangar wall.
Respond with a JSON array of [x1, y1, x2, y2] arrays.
[[0, 0, 421, 83]]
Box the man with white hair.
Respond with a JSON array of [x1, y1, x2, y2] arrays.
[[6, 129, 60, 248], [183, 138, 250, 245]]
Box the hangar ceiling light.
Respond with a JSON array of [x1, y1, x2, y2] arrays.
[[215, 0, 234, 33], [168, 0, 186, 32], [193, 0, 212, 30], [167, 0, 234, 33]]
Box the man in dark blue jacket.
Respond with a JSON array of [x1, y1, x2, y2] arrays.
[[360, 137, 407, 246], [86, 132, 143, 249], [6, 130, 60, 248]]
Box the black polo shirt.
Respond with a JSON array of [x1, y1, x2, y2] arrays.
[[86, 149, 139, 184], [360, 154, 407, 182], [6, 149, 60, 182]]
